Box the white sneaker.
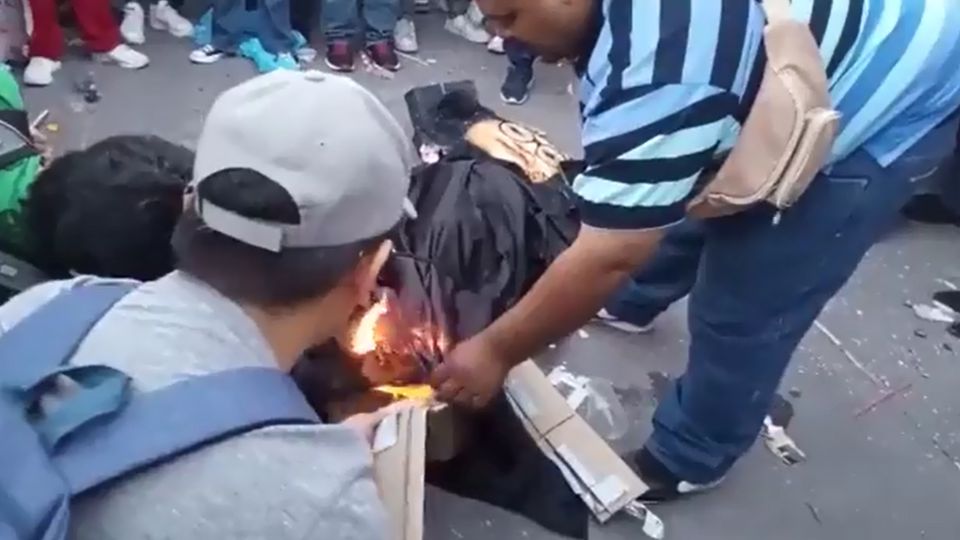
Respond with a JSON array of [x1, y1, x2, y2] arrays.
[[189, 44, 224, 64], [120, 2, 146, 45], [595, 309, 655, 334], [487, 35, 504, 54], [444, 15, 490, 44], [466, 1, 485, 26], [413, 0, 431, 13], [394, 17, 418, 53], [23, 57, 61, 86], [96, 44, 150, 69], [150, 0, 193, 38]]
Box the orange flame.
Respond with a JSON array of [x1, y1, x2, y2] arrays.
[[345, 288, 449, 390], [374, 384, 434, 401], [349, 292, 390, 355]]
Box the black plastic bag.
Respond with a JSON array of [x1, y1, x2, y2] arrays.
[[293, 83, 587, 539], [391, 148, 578, 344]]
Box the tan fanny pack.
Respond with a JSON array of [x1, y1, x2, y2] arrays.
[[687, 0, 841, 219]]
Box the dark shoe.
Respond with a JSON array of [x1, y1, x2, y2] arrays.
[[901, 194, 960, 226], [500, 64, 534, 105], [325, 40, 355, 72], [632, 447, 724, 503], [933, 290, 960, 315], [366, 41, 400, 71]]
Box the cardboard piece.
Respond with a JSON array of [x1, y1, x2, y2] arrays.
[[373, 406, 427, 540], [372, 360, 663, 540], [505, 360, 651, 523]]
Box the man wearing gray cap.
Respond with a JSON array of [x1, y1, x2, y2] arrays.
[[0, 70, 414, 539]]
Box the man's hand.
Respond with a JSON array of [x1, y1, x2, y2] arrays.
[[30, 126, 53, 168], [430, 334, 510, 409], [430, 225, 665, 409]]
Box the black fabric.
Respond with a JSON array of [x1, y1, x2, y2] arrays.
[[427, 394, 588, 539], [389, 150, 579, 343], [404, 80, 492, 154]]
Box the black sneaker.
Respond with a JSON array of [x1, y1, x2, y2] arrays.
[[933, 290, 960, 314], [901, 194, 960, 226], [500, 64, 534, 105], [325, 40, 355, 72], [366, 40, 400, 71], [633, 447, 724, 502]]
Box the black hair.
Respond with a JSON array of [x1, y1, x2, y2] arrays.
[[23, 135, 193, 280], [171, 168, 391, 310]]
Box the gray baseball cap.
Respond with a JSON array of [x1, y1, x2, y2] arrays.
[[191, 70, 417, 252]]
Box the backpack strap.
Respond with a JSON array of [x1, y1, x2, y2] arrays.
[[0, 283, 134, 539], [0, 284, 137, 451], [0, 283, 135, 385], [55, 366, 320, 495]]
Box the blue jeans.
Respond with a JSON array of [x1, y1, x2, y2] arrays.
[[323, 0, 397, 43], [607, 115, 960, 483], [506, 38, 534, 71]]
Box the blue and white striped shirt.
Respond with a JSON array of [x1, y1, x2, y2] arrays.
[[575, 0, 960, 230]]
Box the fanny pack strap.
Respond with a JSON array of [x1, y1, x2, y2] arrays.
[[761, 0, 793, 23]]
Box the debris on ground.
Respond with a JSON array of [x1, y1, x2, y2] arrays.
[[548, 365, 628, 441], [295, 47, 317, 64], [813, 320, 885, 387], [914, 329, 928, 338], [936, 278, 959, 291], [74, 74, 101, 104], [360, 54, 396, 80], [912, 303, 957, 324], [805, 502, 823, 525], [396, 51, 436, 66], [625, 500, 665, 539], [45, 122, 59, 133], [761, 415, 806, 465], [853, 382, 913, 418]]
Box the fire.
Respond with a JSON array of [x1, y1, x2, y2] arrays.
[[345, 288, 449, 388], [374, 384, 434, 401], [350, 292, 390, 355]]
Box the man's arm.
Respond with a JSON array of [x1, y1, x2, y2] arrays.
[[482, 225, 662, 366], [432, 77, 737, 406]]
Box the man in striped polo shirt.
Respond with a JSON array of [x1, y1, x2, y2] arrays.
[[431, 0, 960, 501]]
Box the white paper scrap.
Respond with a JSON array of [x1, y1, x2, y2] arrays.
[[593, 476, 627, 507], [625, 501, 665, 540], [372, 412, 399, 454]]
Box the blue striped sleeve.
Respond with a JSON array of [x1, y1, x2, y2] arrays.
[[575, 83, 738, 230]]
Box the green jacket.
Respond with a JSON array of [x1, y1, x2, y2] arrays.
[[0, 67, 41, 257]]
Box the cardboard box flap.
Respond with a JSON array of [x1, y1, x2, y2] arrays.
[[505, 360, 655, 525], [545, 416, 646, 521], [373, 407, 427, 540], [505, 360, 576, 436]]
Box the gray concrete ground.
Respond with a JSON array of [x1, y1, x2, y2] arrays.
[[19, 14, 960, 540]]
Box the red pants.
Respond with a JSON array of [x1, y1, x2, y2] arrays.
[[27, 0, 120, 59]]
